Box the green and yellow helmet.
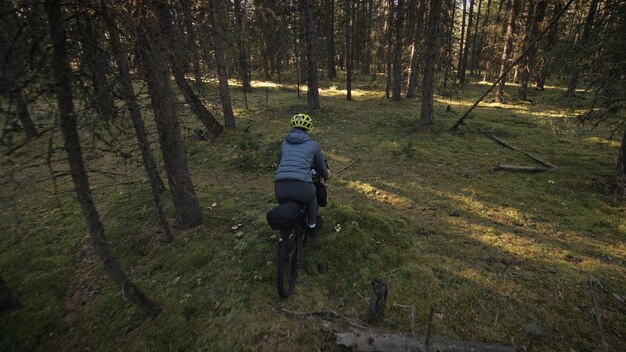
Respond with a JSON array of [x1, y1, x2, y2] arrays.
[[290, 113, 313, 130]]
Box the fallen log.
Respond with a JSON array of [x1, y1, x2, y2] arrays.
[[336, 331, 516, 352], [493, 164, 552, 173], [486, 134, 557, 169]]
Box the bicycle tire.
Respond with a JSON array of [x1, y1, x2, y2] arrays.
[[277, 224, 301, 298]]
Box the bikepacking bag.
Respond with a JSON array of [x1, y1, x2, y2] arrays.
[[267, 201, 301, 230], [315, 182, 327, 207]]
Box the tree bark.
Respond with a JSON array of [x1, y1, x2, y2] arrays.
[[233, 0, 251, 90], [495, 0, 518, 103], [101, 0, 171, 242], [45, 0, 161, 316], [139, 3, 204, 230], [564, 0, 599, 97], [16, 91, 38, 140], [405, 0, 426, 98], [0, 276, 21, 312], [78, 14, 117, 120], [180, 0, 203, 86], [617, 126, 626, 196], [459, 0, 474, 84], [345, 0, 353, 100], [442, 0, 456, 88], [384, 0, 394, 98], [325, 0, 337, 79], [470, 0, 483, 76], [302, 0, 321, 109], [535, 2, 561, 90], [457, 0, 467, 79], [391, 0, 405, 101], [149, 1, 224, 137], [210, 0, 236, 127], [419, 0, 443, 127], [518, 0, 547, 100]]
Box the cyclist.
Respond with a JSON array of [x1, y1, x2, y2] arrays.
[[274, 113, 330, 237]]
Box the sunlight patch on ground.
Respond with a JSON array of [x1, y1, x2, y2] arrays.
[[583, 136, 622, 148], [324, 151, 351, 164], [251, 80, 285, 88], [347, 180, 415, 209]]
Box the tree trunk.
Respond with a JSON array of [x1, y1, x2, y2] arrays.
[[233, 0, 251, 91], [391, 0, 405, 101], [384, 0, 394, 98], [419, 0, 443, 127], [457, 0, 467, 79], [101, 0, 171, 242], [325, 0, 337, 79], [459, 0, 474, 84], [345, 0, 353, 101], [360, 0, 374, 75], [78, 14, 117, 120], [0, 276, 21, 312], [617, 127, 626, 196], [45, 0, 161, 316], [210, 0, 236, 127], [303, 0, 321, 109], [406, 0, 426, 98], [149, 0, 224, 137], [442, 0, 456, 88], [181, 0, 203, 86], [535, 2, 561, 90], [518, 0, 547, 100], [470, 0, 483, 76], [495, 0, 518, 103], [16, 91, 38, 140], [564, 0, 599, 97], [139, 3, 204, 230]]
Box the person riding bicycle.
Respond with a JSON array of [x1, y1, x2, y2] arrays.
[[274, 113, 330, 237]]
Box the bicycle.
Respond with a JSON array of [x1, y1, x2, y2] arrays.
[[276, 202, 307, 298]]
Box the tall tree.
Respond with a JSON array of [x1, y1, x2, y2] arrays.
[[564, 0, 600, 97], [535, 1, 562, 90], [149, 0, 224, 138], [100, 0, 171, 242], [325, 0, 337, 79], [77, 13, 118, 120], [233, 0, 251, 91], [419, 0, 443, 127], [459, 0, 475, 84], [302, 0, 321, 109], [180, 0, 203, 86], [405, 0, 426, 98], [345, 0, 353, 100], [45, 0, 160, 316], [518, 0, 547, 100], [495, 0, 519, 103], [209, 0, 236, 127], [457, 0, 467, 79], [139, 1, 204, 229], [470, 0, 483, 75], [442, 0, 456, 88], [391, 0, 405, 101]]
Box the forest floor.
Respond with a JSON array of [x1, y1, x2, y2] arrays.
[[1, 75, 625, 351]]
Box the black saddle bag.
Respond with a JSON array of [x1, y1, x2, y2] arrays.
[[267, 201, 301, 230], [315, 182, 327, 207]]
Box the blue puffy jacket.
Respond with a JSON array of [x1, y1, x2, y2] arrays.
[[274, 128, 329, 183]]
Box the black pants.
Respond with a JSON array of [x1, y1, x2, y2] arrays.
[[274, 180, 317, 226]]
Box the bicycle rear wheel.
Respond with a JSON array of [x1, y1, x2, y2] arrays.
[[277, 225, 301, 298]]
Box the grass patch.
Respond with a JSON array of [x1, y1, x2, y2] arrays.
[[1, 76, 625, 351]]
